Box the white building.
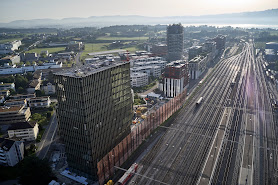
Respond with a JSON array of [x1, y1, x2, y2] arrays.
[[0, 40, 22, 54], [8, 121, 39, 141], [131, 66, 162, 78], [0, 82, 15, 91], [28, 96, 51, 108], [0, 62, 62, 75], [188, 56, 208, 80], [130, 73, 149, 87], [41, 82, 56, 95], [0, 138, 24, 166], [159, 60, 189, 98]]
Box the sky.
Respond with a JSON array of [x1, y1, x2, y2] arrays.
[[0, 0, 277, 23]]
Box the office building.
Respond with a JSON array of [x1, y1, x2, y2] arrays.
[[160, 60, 189, 97], [54, 61, 132, 180], [167, 24, 184, 61]]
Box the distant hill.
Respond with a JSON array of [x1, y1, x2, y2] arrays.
[[0, 9, 277, 28]]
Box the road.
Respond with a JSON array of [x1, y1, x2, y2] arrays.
[[127, 41, 278, 185], [36, 111, 58, 159]]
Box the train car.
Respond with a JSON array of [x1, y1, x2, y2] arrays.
[[272, 100, 278, 110], [266, 71, 269, 77], [196, 97, 203, 106], [270, 75, 275, 83], [117, 163, 138, 185]]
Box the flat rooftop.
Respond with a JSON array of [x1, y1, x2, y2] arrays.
[[55, 61, 128, 78], [0, 105, 23, 113]]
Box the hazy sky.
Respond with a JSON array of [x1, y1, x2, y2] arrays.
[[0, 0, 277, 23]]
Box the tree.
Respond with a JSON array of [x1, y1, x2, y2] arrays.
[[26, 72, 33, 81], [25, 61, 31, 66], [35, 90, 45, 97], [15, 75, 28, 90], [9, 88, 17, 95], [18, 87, 25, 94], [18, 156, 56, 185], [31, 113, 42, 121]]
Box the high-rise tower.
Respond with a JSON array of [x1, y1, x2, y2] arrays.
[[54, 61, 132, 180], [167, 23, 184, 61]]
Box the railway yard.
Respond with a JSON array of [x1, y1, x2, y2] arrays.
[[127, 41, 278, 185]]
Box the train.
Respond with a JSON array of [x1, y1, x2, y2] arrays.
[[272, 99, 278, 110], [196, 97, 203, 106], [117, 163, 138, 185]]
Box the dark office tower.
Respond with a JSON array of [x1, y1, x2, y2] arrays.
[[54, 62, 132, 180], [167, 23, 184, 61]]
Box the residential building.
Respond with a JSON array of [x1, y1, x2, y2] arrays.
[[266, 42, 278, 52], [0, 96, 4, 104], [130, 73, 148, 87], [41, 82, 56, 95], [188, 46, 202, 60], [0, 55, 20, 65], [0, 82, 15, 91], [66, 41, 84, 51], [0, 138, 24, 166], [131, 66, 161, 78], [0, 105, 31, 124], [20, 52, 38, 62], [167, 24, 184, 61], [54, 61, 132, 179], [8, 121, 39, 141], [5, 99, 27, 107], [160, 60, 189, 97], [40, 50, 49, 56], [189, 55, 208, 80], [28, 96, 51, 108], [213, 35, 226, 50], [27, 79, 41, 94], [0, 61, 62, 75], [0, 40, 22, 54], [265, 49, 278, 61], [151, 44, 167, 57], [9, 94, 36, 100], [0, 90, 10, 98]]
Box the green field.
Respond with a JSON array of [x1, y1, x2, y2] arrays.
[[96, 36, 148, 41], [255, 42, 266, 49], [26, 47, 65, 54], [81, 43, 139, 60], [81, 43, 110, 58], [0, 38, 23, 44]]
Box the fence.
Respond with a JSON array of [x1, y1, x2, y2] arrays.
[[97, 89, 187, 184]]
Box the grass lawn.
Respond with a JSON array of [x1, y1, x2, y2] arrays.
[[0, 38, 23, 43], [81, 43, 140, 60], [26, 47, 65, 54], [81, 43, 111, 59], [97, 36, 148, 41]]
